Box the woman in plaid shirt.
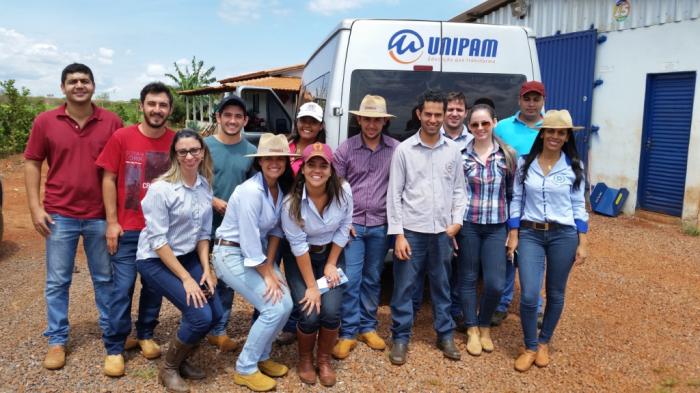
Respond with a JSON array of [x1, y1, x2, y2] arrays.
[[457, 104, 516, 357]]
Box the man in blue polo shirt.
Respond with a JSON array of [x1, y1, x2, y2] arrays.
[[492, 80, 546, 326]]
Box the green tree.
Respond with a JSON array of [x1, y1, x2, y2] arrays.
[[165, 56, 216, 90], [0, 80, 46, 155]]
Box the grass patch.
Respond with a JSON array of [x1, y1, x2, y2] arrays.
[[687, 378, 700, 387], [424, 378, 442, 387], [682, 223, 700, 236], [131, 365, 157, 380], [660, 377, 679, 387]]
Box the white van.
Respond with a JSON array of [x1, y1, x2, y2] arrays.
[[299, 19, 541, 148]]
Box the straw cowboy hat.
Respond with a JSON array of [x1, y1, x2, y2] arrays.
[[246, 133, 300, 157], [349, 95, 395, 118], [538, 109, 584, 130]]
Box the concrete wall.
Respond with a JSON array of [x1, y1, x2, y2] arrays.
[[589, 18, 700, 225]]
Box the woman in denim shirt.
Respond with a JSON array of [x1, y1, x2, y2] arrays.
[[458, 104, 516, 357], [212, 134, 296, 392], [281, 142, 353, 387], [507, 110, 589, 372]]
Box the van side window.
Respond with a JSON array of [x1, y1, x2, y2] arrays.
[[299, 73, 330, 111]]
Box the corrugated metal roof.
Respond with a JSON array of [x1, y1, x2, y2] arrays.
[[218, 64, 304, 83], [178, 77, 301, 96], [227, 76, 301, 91], [454, 0, 700, 36]]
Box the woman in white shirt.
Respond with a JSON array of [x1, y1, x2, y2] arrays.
[[211, 134, 295, 392], [136, 129, 221, 392], [506, 110, 589, 372], [281, 142, 353, 387]]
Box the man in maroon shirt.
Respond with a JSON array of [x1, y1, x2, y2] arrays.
[[24, 63, 123, 370], [97, 82, 175, 377]]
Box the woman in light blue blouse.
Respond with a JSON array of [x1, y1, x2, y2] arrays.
[[211, 134, 295, 392], [507, 110, 589, 372], [136, 129, 222, 392], [281, 142, 353, 387]]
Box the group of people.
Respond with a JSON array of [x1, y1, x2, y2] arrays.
[[25, 63, 589, 392]]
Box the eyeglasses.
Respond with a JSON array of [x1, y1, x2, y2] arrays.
[[175, 147, 203, 158]]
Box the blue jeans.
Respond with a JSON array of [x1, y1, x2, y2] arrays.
[[391, 230, 454, 343], [104, 231, 162, 354], [208, 280, 234, 336], [458, 222, 507, 328], [213, 245, 292, 375], [284, 247, 343, 333], [137, 252, 223, 345], [339, 224, 389, 338], [498, 255, 544, 313], [412, 246, 462, 321], [517, 226, 578, 350], [278, 239, 300, 333], [44, 214, 112, 345]]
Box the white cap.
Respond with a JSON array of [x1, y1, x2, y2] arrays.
[[296, 102, 324, 122]]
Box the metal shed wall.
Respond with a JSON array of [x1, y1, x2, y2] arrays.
[[473, 0, 700, 37]]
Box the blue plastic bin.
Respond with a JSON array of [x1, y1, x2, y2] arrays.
[[590, 182, 629, 217]]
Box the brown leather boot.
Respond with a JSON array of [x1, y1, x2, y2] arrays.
[[179, 345, 205, 380], [296, 328, 317, 385], [317, 327, 339, 387], [158, 336, 194, 393]]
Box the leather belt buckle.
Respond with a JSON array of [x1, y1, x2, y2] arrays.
[[216, 239, 240, 247], [309, 243, 330, 254]]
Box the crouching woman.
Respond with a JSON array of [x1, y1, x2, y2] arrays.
[[212, 134, 295, 392], [281, 143, 353, 387], [136, 129, 223, 393]]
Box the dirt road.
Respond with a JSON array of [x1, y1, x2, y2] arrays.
[[0, 154, 698, 392]]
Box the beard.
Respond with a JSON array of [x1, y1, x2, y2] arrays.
[[144, 114, 167, 128]]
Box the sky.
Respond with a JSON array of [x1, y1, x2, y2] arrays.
[[1, 0, 484, 100]]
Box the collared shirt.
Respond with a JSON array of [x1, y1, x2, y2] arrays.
[[137, 175, 213, 260], [23, 103, 123, 219], [441, 124, 474, 149], [333, 133, 399, 226], [215, 172, 284, 267], [387, 131, 467, 235], [462, 139, 510, 224], [494, 111, 542, 156], [281, 182, 353, 257], [507, 155, 589, 233]]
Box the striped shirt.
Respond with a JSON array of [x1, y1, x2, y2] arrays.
[[281, 182, 354, 257], [136, 175, 213, 260], [333, 134, 399, 226], [387, 131, 467, 235], [462, 140, 510, 224]]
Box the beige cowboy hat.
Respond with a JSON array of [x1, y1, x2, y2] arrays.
[[538, 109, 584, 130], [349, 95, 396, 118], [245, 133, 300, 157]]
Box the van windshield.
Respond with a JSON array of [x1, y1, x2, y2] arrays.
[[348, 70, 526, 141]]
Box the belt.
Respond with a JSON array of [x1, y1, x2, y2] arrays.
[[520, 220, 566, 231], [215, 239, 240, 247], [309, 243, 331, 254]]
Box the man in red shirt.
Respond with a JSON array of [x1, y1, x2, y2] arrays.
[[96, 82, 176, 377], [24, 63, 123, 370]]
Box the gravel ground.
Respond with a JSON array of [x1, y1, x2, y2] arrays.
[[0, 154, 699, 393]]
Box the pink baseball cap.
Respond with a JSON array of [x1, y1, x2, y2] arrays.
[[302, 142, 333, 164]]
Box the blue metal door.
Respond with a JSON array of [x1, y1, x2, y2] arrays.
[[536, 30, 597, 165], [638, 72, 696, 216]]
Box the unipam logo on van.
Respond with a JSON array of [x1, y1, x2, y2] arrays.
[[388, 29, 498, 65]]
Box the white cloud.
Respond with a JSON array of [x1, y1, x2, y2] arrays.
[[307, 0, 397, 15], [218, 0, 290, 23], [98, 47, 114, 64], [146, 63, 167, 77]]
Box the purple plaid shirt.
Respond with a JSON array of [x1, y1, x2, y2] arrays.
[[334, 134, 399, 226], [462, 140, 510, 224]]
